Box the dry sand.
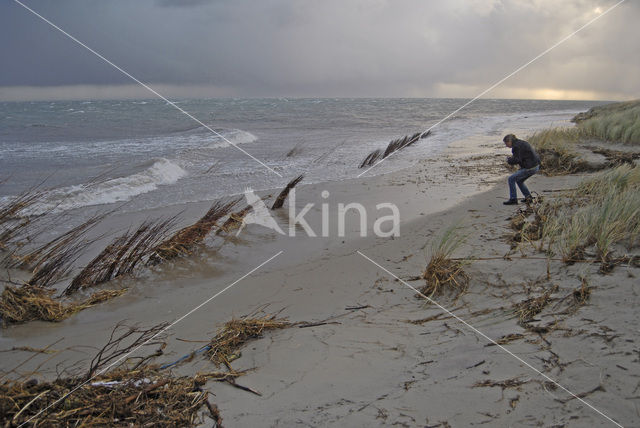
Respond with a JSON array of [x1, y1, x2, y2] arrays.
[[2, 135, 639, 427]]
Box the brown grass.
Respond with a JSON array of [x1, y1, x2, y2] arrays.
[[0, 187, 48, 250], [149, 199, 238, 264], [65, 218, 175, 295], [514, 285, 558, 324], [1, 322, 220, 427], [0, 285, 126, 326], [217, 205, 253, 235], [421, 257, 469, 299], [206, 316, 290, 367], [14, 213, 107, 271], [0, 368, 217, 427], [420, 224, 470, 299]]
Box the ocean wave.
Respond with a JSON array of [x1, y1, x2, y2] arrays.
[[2, 128, 258, 158], [26, 158, 187, 214], [208, 129, 257, 148]]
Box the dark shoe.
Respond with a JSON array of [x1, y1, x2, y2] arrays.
[[522, 196, 534, 204], [503, 199, 518, 205]]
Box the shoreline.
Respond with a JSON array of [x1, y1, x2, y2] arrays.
[[3, 111, 638, 426]]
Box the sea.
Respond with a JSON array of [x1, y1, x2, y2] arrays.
[[0, 98, 606, 216]]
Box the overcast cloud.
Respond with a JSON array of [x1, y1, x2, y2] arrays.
[[0, 0, 638, 101]]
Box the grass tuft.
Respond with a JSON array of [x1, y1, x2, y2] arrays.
[[206, 316, 290, 367], [420, 223, 470, 299]]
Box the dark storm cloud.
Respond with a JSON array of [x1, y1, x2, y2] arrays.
[[0, 0, 638, 100]]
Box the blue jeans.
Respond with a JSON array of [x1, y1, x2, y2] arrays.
[[508, 165, 539, 200]]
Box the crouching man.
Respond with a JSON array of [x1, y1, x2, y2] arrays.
[[503, 134, 540, 205]]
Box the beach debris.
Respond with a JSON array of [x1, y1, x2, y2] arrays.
[[87, 321, 168, 379], [420, 223, 470, 299], [1, 322, 220, 427], [149, 198, 239, 264], [0, 285, 126, 326], [553, 277, 592, 315], [406, 312, 449, 325], [0, 345, 57, 354], [359, 130, 431, 168], [509, 198, 545, 245], [271, 175, 304, 209], [0, 368, 218, 427], [206, 315, 290, 367], [472, 377, 530, 390], [486, 333, 525, 346], [572, 277, 591, 306], [591, 148, 640, 167], [514, 285, 558, 324], [64, 218, 175, 295]]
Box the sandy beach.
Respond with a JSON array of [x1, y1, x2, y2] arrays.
[[2, 125, 638, 427]]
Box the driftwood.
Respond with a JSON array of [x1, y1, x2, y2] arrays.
[[1, 322, 219, 427], [271, 175, 304, 210]]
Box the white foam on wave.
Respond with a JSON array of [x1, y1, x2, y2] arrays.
[[206, 129, 258, 149], [27, 158, 187, 214]]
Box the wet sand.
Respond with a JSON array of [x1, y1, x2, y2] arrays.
[[2, 134, 638, 427]]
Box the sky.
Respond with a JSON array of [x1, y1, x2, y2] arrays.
[[0, 0, 638, 101]]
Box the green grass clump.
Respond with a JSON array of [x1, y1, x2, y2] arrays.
[[574, 163, 640, 199], [421, 223, 470, 298], [576, 100, 640, 145], [526, 100, 640, 177], [541, 165, 640, 265]]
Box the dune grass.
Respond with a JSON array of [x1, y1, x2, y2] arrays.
[[421, 223, 470, 299], [527, 100, 640, 176], [525, 164, 640, 268], [575, 100, 640, 145]]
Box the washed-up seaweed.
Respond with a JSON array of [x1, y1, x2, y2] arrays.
[[514, 285, 558, 324], [1, 323, 221, 427], [206, 316, 290, 367]]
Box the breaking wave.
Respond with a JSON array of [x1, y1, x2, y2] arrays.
[[28, 158, 187, 214]]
